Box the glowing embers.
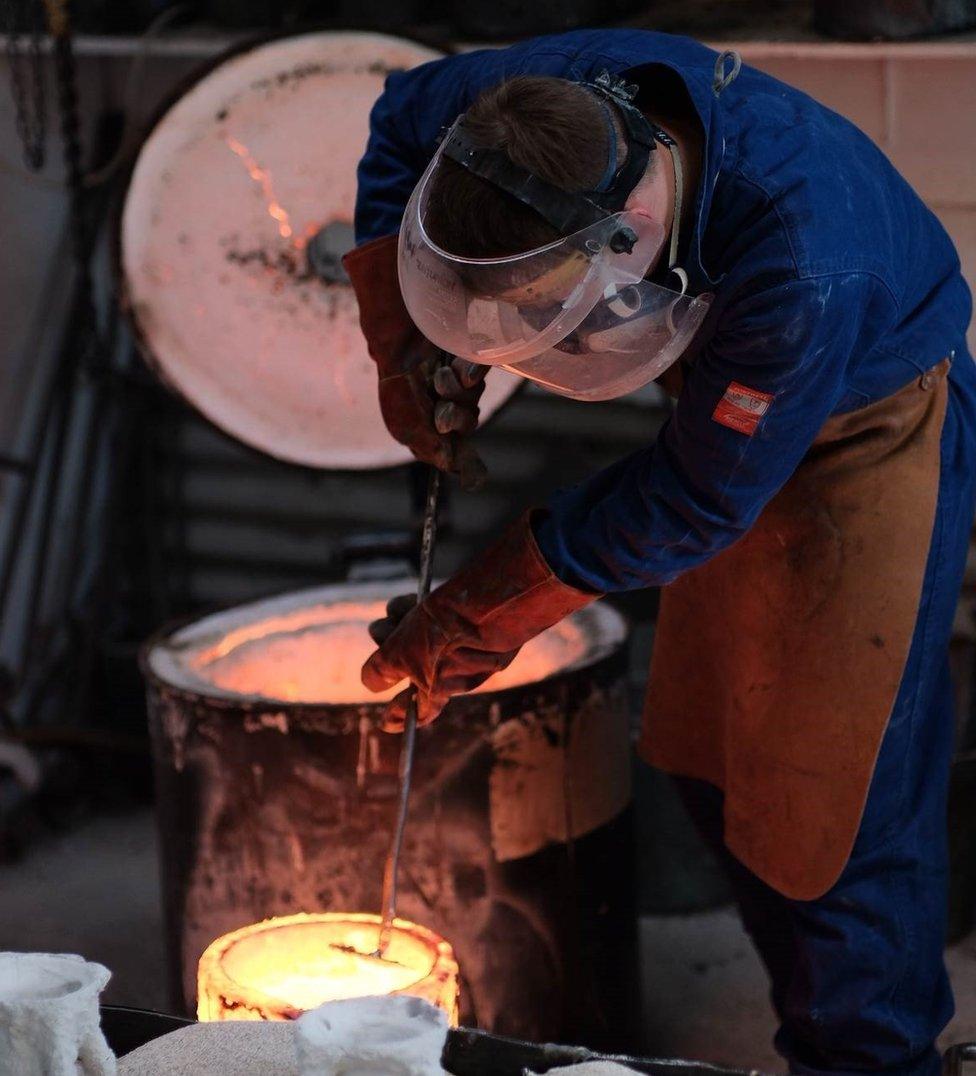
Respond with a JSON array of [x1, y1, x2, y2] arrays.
[[197, 913, 459, 1023], [224, 135, 296, 242], [185, 597, 590, 704]]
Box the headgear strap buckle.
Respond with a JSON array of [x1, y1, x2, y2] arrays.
[[592, 70, 639, 104]]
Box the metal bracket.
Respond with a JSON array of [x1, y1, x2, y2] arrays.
[[945, 1044, 976, 1076]]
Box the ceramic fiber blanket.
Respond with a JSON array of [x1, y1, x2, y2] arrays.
[[296, 994, 448, 1075], [118, 1021, 297, 1076], [0, 952, 116, 1076]]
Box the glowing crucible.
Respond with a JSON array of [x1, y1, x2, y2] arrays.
[[197, 912, 460, 1024]]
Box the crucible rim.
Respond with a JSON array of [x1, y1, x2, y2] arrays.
[[196, 911, 459, 1021], [140, 579, 629, 713]]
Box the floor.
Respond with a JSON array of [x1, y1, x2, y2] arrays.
[[2, 810, 976, 1072]]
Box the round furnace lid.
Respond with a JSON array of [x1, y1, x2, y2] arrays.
[[119, 31, 520, 469]]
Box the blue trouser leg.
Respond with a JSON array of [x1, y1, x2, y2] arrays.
[[673, 363, 976, 1075]]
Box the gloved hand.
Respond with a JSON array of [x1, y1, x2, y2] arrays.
[[343, 234, 488, 490], [361, 512, 598, 731]]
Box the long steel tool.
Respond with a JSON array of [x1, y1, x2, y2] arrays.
[[376, 458, 443, 956]]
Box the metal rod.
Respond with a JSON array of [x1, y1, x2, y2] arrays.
[[377, 463, 442, 954], [944, 1043, 976, 1076]]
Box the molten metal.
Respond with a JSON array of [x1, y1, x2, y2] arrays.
[[187, 598, 589, 704], [197, 913, 459, 1023]]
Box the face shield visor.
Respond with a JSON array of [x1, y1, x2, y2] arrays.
[[397, 76, 712, 401]]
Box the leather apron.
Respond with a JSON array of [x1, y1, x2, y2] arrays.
[[640, 358, 950, 900]]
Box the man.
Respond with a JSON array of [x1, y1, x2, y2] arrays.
[[344, 29, 976, 1075]]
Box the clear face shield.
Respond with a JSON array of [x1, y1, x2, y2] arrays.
[[397, 75, 712, 401]]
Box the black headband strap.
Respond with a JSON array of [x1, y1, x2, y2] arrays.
[[585, 72, 657, 207], [440, 72, 666, 254], [442, 127, 615, 238]]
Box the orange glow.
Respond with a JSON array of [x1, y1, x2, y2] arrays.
[[189, 599, 588, 704], [197, 913, 460, 1023], [225, 135, 294, 240], [294, 220, 322, 252]]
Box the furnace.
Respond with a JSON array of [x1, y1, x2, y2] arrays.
[[143, 581, 636, 1045], [121, 27, 640, 1050]]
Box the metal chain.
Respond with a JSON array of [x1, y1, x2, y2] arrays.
[[47, 0, 101, 362], [4, 0, 48, 170]]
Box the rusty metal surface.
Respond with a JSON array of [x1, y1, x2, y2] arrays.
[[489, 686, 632, 862], [144, 589, 636, 1047]]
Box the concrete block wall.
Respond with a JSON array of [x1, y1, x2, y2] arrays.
[[733, 42, 976, 349]]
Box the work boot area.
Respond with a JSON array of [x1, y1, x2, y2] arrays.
[[3, 0, 976, 1073]]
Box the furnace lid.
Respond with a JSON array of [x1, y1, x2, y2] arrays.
[[119, 31, 520, 470]]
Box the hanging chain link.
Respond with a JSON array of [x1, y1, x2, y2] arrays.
[[46, 0, 102, 362], [4, 0, 48, 170]]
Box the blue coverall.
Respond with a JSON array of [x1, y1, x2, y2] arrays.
[[354, 29, 976, 1074]]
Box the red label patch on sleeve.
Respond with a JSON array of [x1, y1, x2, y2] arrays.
[[712, 382, 775, 435]]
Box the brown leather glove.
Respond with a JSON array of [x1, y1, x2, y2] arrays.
[[343, 234, 487, 489], [361, 512, 599, 731]]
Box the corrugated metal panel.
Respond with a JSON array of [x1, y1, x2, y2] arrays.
[[139, 381, 671, 610]]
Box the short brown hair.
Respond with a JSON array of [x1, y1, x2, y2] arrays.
[[424, 76, 627, 259]]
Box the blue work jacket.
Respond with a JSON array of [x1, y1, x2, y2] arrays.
[[354, 29, 973, 593]]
